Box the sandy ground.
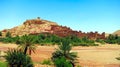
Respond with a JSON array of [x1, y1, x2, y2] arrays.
[[0, 43, 120, 67]]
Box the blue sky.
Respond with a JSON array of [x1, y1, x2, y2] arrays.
[[0, 0, 120, 33]]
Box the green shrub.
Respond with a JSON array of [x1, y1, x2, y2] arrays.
[[77, 65, 82, 67], [0, 33, 98, 46], [96, 39, 105, 44], [79, 43, 89, 46], [41, 59, 52, 65], [117, 37, 120, 45], [0, 38, 5, 42], [54, 57, 72, 67], [90, 44, 99, 46], [105, 34, 119, 44], [116, 57, 120, 60], [0, 61, 7, 67], [2, 37, 14, 43]]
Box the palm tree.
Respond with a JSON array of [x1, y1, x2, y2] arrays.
[[5, 48, 34, 67], [18, 35, 36, 55], [52, 38, 77, 67]]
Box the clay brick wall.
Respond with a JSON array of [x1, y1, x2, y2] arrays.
[[50, 25, 105, 39]]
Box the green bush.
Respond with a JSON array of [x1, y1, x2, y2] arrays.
[[0, 38, 5, 42], [79, 43, 89, 46], [117, 37, 120, 45], [77, 65, 82, 67], [105, 34, 120, 44], [116, 57, 120, 60], [90, 44, 99, 46], [0, 61, 7, 67], [2, 37, 14, 43], [96, 39, 105, 44], [54, 57, 72, 67], [41, 59, 52, 65]]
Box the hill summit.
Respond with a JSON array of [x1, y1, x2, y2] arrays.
[[2, 17, 58, 36], [1, 17, 105, 39]]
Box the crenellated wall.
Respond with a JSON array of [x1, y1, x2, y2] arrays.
[[50, 25, 105, 39]]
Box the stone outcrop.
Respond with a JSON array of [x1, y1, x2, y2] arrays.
[[1, 17, 105, 39]]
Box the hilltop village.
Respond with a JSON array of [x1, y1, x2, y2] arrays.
[[1, 17, 105, 39]]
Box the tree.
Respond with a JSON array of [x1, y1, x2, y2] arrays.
[[59, 39, 77, 61], [51, 38, 77, 67], [117, 37, 120, 44], [105, 34, 118, 44], [0, 31, 2, 36], [5, 49, 33, 67], [18, 35, 36, 55], [6, 32, 11, 38], [14, 35, 21, 44]]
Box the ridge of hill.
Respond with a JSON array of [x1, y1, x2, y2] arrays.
[[113, 30, 120, 36], [1, 17, 105, 39]]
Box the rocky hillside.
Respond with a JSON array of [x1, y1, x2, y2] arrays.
[[1, 17, 105, 39], [2, 17, 58, 37], [113, 30, 120, 36]]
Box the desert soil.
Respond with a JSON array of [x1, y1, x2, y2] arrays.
[[0, 43, 120, 67]]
